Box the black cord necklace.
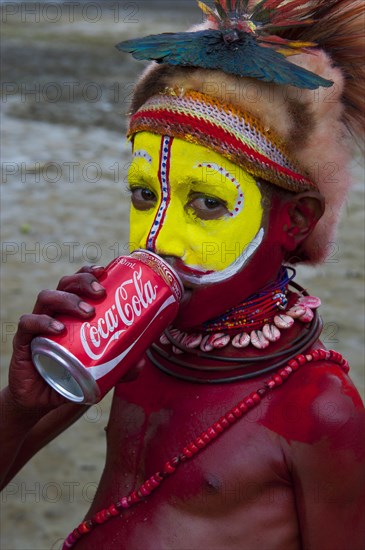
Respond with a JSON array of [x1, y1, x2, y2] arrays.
[[147, 280, 323, 383]]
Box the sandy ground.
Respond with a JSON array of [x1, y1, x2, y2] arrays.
[[1, 3, 364, 549]]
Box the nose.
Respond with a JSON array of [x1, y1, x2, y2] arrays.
[[148, 209, 186, 259]]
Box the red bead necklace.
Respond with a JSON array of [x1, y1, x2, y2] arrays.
[[63, 348, 349, 549], [203, 266, 293, 333]]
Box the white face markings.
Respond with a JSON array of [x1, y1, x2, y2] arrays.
[[180, 227, 265, 285], [175, 160, 263, 285], [130, 133, 265, 285], [146, 136, 173, 251], [196, 162, 244, 218], [132, 149, 152, 164]]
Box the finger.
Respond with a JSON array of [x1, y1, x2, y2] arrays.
[[15, 313, 65, 348], [57, 273, 106, 297], [75, 265, 105, 276], [32, 289, 95, 317]]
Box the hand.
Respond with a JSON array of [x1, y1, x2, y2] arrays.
[[8, 265, 106, 414]]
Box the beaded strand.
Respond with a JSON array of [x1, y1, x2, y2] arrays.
[[63, 349, 349, 549], [202, 266, 293, 333]]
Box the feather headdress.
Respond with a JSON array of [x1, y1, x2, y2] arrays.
[[273, 0, 365, 143], [117, 0, 334, 89], [118, 0, 364, 263]]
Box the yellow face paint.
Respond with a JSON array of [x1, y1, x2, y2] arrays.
[[128, 132, 264, 285]]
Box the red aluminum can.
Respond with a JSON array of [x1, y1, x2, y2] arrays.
[[31, 250, 183, 404]]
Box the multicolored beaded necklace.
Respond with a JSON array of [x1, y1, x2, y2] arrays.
[[159, 270, 322, 354], [63, 349, 349, 549], [203, 266, 293, 333]]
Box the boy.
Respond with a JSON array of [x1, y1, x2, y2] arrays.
[[1, 1, 364, 548]]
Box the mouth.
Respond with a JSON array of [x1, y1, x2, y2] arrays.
[[153, 254, 195, 304], [167, 257, 215, 289], [175, 262, 214, 278], [180, 285, 193, 305]]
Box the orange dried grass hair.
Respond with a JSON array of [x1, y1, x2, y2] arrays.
[[210, 1, 364, 145], [276, 0, 364, 145]]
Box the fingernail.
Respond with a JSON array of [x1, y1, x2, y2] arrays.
[[79, 301, 94, 314], [91, 281, 104, 292], [51, 320, 65, 332], [91, 265, 104, 271]]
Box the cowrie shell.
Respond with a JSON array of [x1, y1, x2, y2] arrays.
[[250, 330, 270, 349], [298, 307, 314, 323], [262, 323, 281, 342], [210, 334, 231, 349], [298, 295, 321, 309], [200, 334, 214, 352], [160, 333, 170, 345], [232, 332, 250, 348], [286, 306, 306, 319], [171, 330, 186, 354], [170, 328, 182, 339], [274, 314, 295, 330], [183, 333, 203, 349]]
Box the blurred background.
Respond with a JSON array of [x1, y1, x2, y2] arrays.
[[1, 1, 364, 548]]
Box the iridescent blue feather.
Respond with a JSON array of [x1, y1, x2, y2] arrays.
[[116, 0, 334, 90], [116, 30, 332, 89]]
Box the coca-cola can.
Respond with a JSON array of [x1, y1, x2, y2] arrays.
[[31, 250, 183, 404]]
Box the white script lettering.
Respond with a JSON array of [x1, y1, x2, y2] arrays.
[[80, 268, 159, 361]]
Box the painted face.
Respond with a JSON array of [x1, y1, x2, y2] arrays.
[[129, 132, 264, 287], [126, 131, 284, 328]]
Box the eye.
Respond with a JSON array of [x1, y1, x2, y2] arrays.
[[188, 194, 229, 220], [130, 187, 157, 211]]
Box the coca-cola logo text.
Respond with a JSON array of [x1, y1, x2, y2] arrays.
[[80, 268, 158, 360]]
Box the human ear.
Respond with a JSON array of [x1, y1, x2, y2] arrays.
[[282, 191, 325, 251]]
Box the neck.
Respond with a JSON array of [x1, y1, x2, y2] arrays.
[[149, 278, 323, 383], [202, 266, 294, 334]]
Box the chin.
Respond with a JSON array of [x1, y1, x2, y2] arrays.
[[174, 286, 203, 329], [174, 284, 228, 330]]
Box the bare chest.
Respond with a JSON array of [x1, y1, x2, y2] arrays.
[[97, 364, 293, 511], [76, 364, 301, 549]]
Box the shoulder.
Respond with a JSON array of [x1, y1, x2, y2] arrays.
[[272, 359, 365, 550], [305, 359, 364, 450], [261, 354, 365, 449]]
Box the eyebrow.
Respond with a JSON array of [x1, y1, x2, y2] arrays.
[[186, 179, 225, 193], [127, 166, 154, 187], [187, 174, 237, 194], [128, 160, 240, 196]]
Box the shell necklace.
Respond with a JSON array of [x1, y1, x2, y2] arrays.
[[160, 268, 321, 354]]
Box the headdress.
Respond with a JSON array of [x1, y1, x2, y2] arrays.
[[117, 0, 364, 263]]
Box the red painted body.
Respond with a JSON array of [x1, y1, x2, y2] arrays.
[[70, 328, 365, 549], [175, 194, 291, 330], [61, 195, 365, 548], [4, 176, 363, 549]]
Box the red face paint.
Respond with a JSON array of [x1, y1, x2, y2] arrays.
[[175, 194, 288, 329]]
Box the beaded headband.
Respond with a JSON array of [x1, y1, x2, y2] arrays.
[[128, 90, 318, 193]]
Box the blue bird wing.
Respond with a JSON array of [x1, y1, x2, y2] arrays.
[[116, 31, 224, 65], [116, 30, 332, 90], [225, 37, 333, 89]]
